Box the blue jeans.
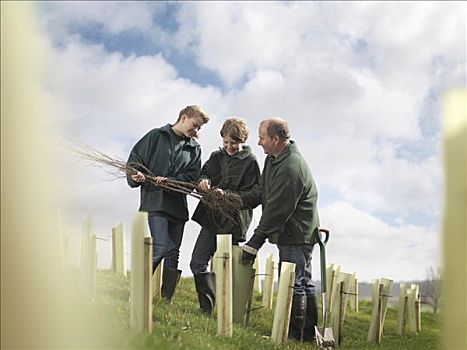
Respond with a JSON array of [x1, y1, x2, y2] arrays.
[[278, 244, 316, 297], [190, 227, 217, 275], [148, 215, 185, 270]]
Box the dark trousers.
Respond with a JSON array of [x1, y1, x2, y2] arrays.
[[190, 227, 216, 274], [278, 244, 316, 296], [147, 215, 184, 269]]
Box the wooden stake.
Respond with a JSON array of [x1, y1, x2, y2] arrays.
[[376, 283, 384, 343], [338, 281, 345, 345], [111, 228, 116, 273], [143, 237, 153, 335], [130, 212, 150, 332], [415, 289, 421, 333], [442, 90, 467, 350], [354, 277, 359, 313], [232, 246, 255, 325], [349, 273, 358, 312], [90, 234, 97, 293], [397, 283, 408, 335], [113, 222, 127, 276], [406, 287, 417, 333], [271, 262, 295, 345], [330, 272, 351, 343], [367, 278, 393, 343], [79, 215, 95, 294], [216, 234, 232, 337], [152, 260, 163, 300], [262, 254, 274, 309], [326, 264, 334, 314], [328, 265, 341, 316], [253, 257, 261, 294]]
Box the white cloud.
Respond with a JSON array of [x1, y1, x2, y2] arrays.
[[318, 201, 441, 282], [44, 36, 224, 148], [37, 2, 463, 281]]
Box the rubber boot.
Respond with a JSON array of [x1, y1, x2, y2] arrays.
[[161, 267, 181, 302], [288, 294, 307, 341], [193, 272, 216, 317], [303, 294, 318, 342]]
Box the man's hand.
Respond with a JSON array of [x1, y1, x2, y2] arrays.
[[154, 176, 167, 184], [131, 171, 146, 183], [241, 244, 257, 265], [198, 179, 211, 191]]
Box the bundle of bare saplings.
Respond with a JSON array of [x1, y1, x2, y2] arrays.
[[65, 143, 243, 224]]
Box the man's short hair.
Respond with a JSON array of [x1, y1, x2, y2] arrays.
[[220, 117, 249, 143], [262, 118, 290, 142], [177, 105, 210, 123]]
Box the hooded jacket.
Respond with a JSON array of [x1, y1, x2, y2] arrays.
[[126, 124, 202, 222], [191, 146, 261, 243], [241, 141, 320, 245]]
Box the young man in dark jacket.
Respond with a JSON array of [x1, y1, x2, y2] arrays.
[[190, 118, 261, 316], [127, 105, 209, 302], [240, 117, 320, 342]]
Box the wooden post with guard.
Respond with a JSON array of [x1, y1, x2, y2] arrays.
[[262, 254, 275, 309], [216, 234, 233, 337], [271, 262, 295, 345]]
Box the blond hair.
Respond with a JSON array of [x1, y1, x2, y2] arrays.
[[220, 117, 249, 143], [177, 105, 210, 123]]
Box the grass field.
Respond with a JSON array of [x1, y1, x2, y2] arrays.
[[91, 270, 441, 350]]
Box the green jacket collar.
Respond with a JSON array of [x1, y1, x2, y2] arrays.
[[270, 140, 297, 164], [218, 145, 253, 160], [161, 123, 200, 147]]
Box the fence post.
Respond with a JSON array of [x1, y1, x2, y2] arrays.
[[327, 264, 340, 315], [349, 273, 359, 312], [232, 246, 255, 325], [406, 285, 418, 333], [143, 236, 153, 334], [152, 260, 163, 300], [253, 257, 261, 294], [442, 90, 467, 350], [216, 234, 232, 337], [113, 222, 127, 276], [79, 215, 97, 294], [111, 228, 116, 273], [415, 287, 421, 333], [367, 278, 393, 343], [271, 261, 295, 345], [397, 283, 408, 335], [130, 212, 150, 332], [262, 254, 275, 309], [330, 272, 351, 344]]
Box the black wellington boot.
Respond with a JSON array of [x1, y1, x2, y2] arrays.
[[193, 272, 216, 317], [161, 267, 182, 302], [303, 294, 318, 342], [288, 294, 307, 341]]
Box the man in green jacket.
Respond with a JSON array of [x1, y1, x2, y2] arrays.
[[127, 105, 209, 302], [240, 117, 320, 342]]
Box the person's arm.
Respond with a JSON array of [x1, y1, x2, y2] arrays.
[[197, 152, 218, 190], [239, 181, 263, 209], [126, 131, 155, 188], [241, 169, 302, 263]]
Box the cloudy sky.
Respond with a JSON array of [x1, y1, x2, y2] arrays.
[[35, 2, 465, 282]]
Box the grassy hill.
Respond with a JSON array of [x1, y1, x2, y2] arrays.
[[91, 270, 441, 350]]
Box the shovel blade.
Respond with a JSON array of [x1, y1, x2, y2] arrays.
[[315, 326, 336, 349]]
